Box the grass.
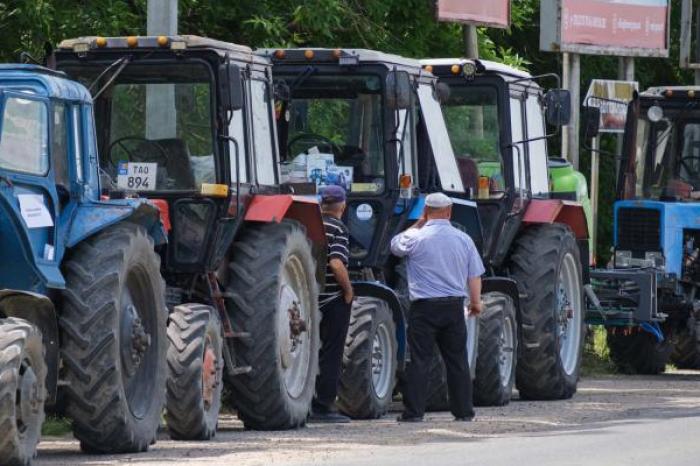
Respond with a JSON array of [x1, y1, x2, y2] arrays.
[[581, 326, 618, 376], [41, 416, 72, 437]]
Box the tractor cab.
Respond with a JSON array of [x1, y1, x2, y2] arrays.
[[422, 58, 580, 266], [54, 35, 285, 275], [264, 48, 468, 269]]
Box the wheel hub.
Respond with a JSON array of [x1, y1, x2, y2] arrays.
[[121, 304, 151, 378], [202, 343, 218, 410], [371, 335, 384, 376], [17, 363, 41, 432]]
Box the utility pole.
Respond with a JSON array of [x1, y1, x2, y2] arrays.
[[566, 53, 581, 169], [464, 25, 479, 59], [146, 0, 178, 139]]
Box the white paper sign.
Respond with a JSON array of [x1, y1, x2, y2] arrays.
[[17, 194, 54, 229], [117, 162, 157, 191]]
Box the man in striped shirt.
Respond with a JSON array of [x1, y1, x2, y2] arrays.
[[311, 185, 354, 423]]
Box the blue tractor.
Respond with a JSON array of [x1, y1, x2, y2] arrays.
[[0, 65, 167, 463], [588, 87, 700, 373]]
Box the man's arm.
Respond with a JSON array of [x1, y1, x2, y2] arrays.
[[390, 216, 425, 257], [329, 258, 353, 304], [468, 276, 482, 315]]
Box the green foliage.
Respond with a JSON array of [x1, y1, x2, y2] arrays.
[[0, 0, 693, 257]]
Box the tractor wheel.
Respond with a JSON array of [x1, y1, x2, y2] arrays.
[[0, 318, 46, 466], [671, 316, 700, 369], [608, 330, 672, 374], [509, 224, 585, 400], [473, 293, 517, 407], [60, 224, 167, 453], [226, 220, 320, 430], [166, 304, 223, 440], [338, 298, 397, 419]]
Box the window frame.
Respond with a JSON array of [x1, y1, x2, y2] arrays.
[[249, 75, 278, 186], [0, 91, 51, 177]]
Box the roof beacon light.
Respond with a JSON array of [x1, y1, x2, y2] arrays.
[[95, 37, 107, 48], [332, 49, 342, 59], [304, 49, 315, 60], [450, 64, 461, 75], [127, 36, 138, 48], [274, 49, 286, 59], [689, 90, 696, 98], [423, 65, 433, 73], [157, 36, 169, 47]]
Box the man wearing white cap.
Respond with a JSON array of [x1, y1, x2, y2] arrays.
[[391, 192, 485, 422]]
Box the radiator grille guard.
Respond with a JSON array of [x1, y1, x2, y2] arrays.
[[616, 207, 661, 252]]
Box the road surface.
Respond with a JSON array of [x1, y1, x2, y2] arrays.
[[36, 373, 700, 465]]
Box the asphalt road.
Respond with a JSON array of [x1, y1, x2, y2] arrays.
[[36, 372, 700, 466]]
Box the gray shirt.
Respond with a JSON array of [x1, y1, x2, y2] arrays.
[[390, 219, 485, 301]]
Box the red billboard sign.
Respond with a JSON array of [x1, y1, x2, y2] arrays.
[[540, 0, 670, 57], [436, 0, 510, 28]]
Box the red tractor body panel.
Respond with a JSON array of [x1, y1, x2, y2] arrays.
[[523, 199, 589, 240], [244, 194, 325, 244]]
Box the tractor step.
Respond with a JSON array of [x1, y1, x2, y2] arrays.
[[229, 366, 252, 376]]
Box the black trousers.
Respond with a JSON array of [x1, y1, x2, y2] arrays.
[[313, 296, 352, 411], [403, 298, 474, 419]]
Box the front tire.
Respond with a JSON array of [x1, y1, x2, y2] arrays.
[[166, 304, 223, 440], [60, 224, 167, 453], [338, 298, 397, 419], [226, 220, 320, 430], [671, 315, 700, 369], [473, 293, 517, 406], [0, 318, 46, 466], [608, 329, 671, 374], [509, 224, 585, 400]]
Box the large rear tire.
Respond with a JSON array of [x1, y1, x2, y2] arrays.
[[337, 298, 397, 419], [60, 224, 167, 453], [608, 330, 671, 374], [166, 304, 223, 440], [226, 220, 320, 430], [509, 224, 584, 400], [0, 318, 46, 466], [473, 293, 517, 407], [671, 315, 700, 369]]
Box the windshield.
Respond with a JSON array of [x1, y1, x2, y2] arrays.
[[276, 74, 385, 194], [442, 85, 504, 194], [63, 62, 215, 192], [635, 107, 700, 199]]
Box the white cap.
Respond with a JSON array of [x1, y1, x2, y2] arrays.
[[425, 192, 453, 208]]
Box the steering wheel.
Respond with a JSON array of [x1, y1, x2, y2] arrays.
[[107, 136, 170, 170], [680, 154, 700, 180], [287, 132, 343, 157]]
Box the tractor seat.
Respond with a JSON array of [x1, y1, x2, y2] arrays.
[[137, 138, 196, 189], [456, 156, 479, 194]]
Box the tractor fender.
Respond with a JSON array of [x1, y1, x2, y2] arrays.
[[482, 276, 523, 358], [523, 199, 589, 240], [66, 199, 167, 248], [0, 289, 59, 406], [352, 281, 407, 367]]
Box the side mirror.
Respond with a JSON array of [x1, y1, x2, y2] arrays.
[[583, 106, 601, 140], [219, 63, 244, 111], [435, 82, 451, 104], [386, 70, 411, 110], [544, 88, 571, 126]]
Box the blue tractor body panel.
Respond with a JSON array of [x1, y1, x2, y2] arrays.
[[613, 200, 700, 277], [0, 65, 164, 294]]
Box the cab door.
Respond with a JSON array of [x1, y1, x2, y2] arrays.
[[0, 92, 63, 289]]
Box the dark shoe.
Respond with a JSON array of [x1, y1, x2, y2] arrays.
[[397, 414, 424, 423], [454, 416, 475, 422], [309, 411, 351, 424]]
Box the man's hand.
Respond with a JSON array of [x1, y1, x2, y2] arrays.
[[344, 289, 354, 305], [469, 300, 483, 316], [412, 212, 428, 229]]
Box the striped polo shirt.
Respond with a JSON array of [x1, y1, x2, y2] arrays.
[[321, 214, 350, 298]]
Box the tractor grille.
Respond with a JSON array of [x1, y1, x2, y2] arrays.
[[617, 208, 661, 252]]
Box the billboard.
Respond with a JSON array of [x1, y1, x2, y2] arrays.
[[540, 0, 670, 57], [436, 1, 510, 28]]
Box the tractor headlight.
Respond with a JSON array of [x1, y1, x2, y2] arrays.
[[614, 250, 632, 268], [645, 251, 665, 269]]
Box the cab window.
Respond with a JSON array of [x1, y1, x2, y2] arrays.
[[52, 102, 70, 187], [0, 97, 49, 175]]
